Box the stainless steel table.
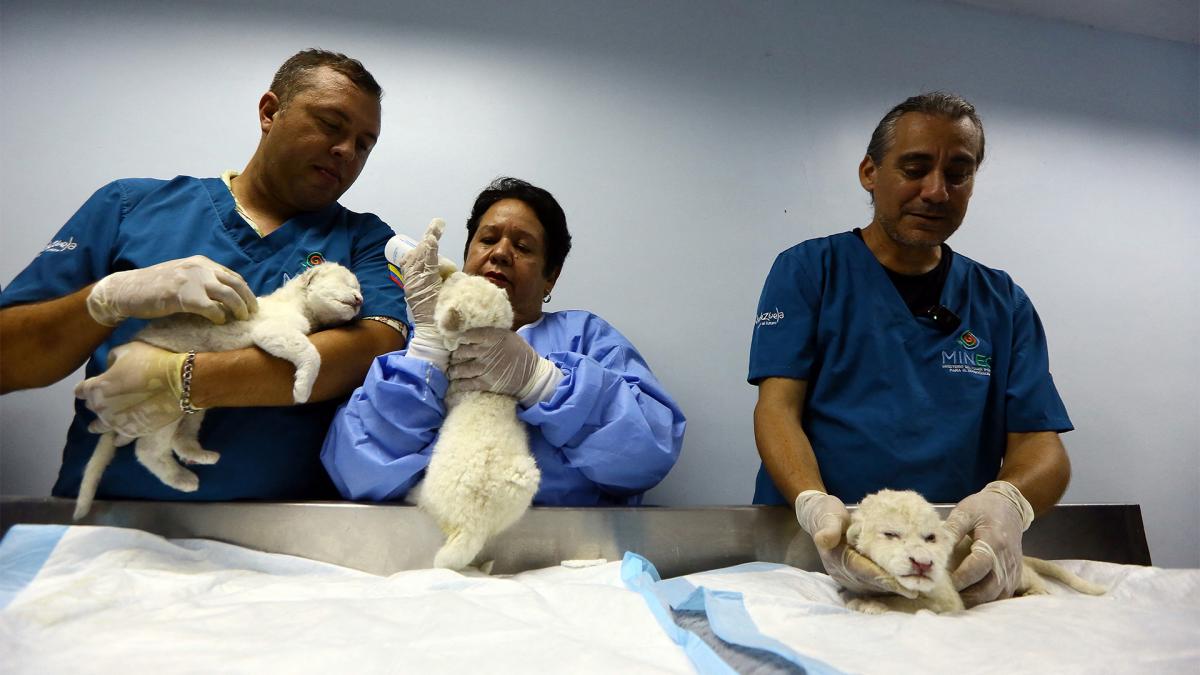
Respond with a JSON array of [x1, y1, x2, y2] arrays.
[[0, 497, 1151, 576]]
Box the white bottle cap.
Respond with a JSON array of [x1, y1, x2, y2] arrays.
[[385, 234, 422, 266], [384, 232, 457, 277]]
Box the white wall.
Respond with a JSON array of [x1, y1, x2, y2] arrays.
[[2, 0, 1196, 566]]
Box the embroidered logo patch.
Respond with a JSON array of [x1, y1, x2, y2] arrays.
[[43, 237, 78, 253], [285, 252, 328, 283], [942, 328, 991, 377], [755, 308, 785, 327], [296, 251, 326, 277]]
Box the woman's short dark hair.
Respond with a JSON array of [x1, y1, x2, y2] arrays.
[[465, 177, 572, 279]]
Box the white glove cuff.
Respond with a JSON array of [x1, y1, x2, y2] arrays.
[[985, 480, 1035, 531], [793, 489, 828, 529], [405, 333, 450, 372], [794, 489, 828, 509], [517, 357, 564, 408], [86, 279, 121, 327]]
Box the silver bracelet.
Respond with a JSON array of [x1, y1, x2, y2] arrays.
[[362, 315, 409, 340], [179, 350, 201, 414]]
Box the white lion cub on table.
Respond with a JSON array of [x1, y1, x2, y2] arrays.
[[74, 263, 363, 519], [843, 489, 1106, 614], [417, 272, 540, 570]]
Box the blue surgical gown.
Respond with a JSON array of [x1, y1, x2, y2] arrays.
[[0, 177, 407, 500], [748, 232, 1072, 505], [321, 310, 686, 505]]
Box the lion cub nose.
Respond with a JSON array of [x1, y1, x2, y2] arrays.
[[909, 558, 933, 575]]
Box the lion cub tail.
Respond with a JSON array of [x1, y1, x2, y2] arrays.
[[1024, 557, 1108, 595], [433, 528, 490, 571], [74, 432, 118, 520]]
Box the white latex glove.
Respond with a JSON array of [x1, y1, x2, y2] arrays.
[[75, 342, 188, 441], [399, 219, 451, 371], [87, 255, 257, 326], [943, 480, 1035, 607], [447, 327, 562, 406], [795, 490, 919, 599]]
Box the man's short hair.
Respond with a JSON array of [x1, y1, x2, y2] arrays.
[[270, 49, 383, 108], [866, 91, 985, 166], [465, 177, 573, 279]]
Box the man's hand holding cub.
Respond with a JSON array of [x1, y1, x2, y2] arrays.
[[75, 342, 187, 441], [795, 490, 918, 599], [943, 480, 1034, 607], [87, 255, 257, 327]]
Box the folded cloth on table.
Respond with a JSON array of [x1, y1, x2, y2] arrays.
[[0, 525, 701, 674], [655, 560, 1200, 675]]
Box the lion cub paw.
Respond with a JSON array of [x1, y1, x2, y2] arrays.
[[846, 597, 891, 614]]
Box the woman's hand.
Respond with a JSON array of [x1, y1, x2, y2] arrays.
[[400, 219, 451, 370], [447, 327, 562, 405]]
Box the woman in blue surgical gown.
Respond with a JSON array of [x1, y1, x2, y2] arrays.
[[321, 177, 685, 505]]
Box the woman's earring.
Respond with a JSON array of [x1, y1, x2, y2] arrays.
[[543, 291, 552, 304]]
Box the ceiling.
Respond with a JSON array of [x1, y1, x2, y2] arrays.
[[945, 0, 1199, 44]]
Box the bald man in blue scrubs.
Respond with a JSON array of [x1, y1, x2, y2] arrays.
[[0, 49, 407, 502], [750, 92, 1072, 607]]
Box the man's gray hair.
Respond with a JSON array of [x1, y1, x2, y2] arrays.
[[866, 91, 985, 166]]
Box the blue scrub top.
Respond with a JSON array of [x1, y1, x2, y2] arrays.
[[0, 177, 407, 501], [748, 232, 1072, 505]]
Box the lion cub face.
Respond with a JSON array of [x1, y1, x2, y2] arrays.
[[435, 272, 514, 349], [846, 489, 953, 594], [297, 262, 363, 326]]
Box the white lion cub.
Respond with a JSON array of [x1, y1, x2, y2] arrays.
[[844, 489, 1106, 614], [417, 272, 540, 570], [73, 262, 363, 519]]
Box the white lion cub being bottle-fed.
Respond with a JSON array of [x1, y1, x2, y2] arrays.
[[417, 271, 540, 571], [73, 262, 363, 519]]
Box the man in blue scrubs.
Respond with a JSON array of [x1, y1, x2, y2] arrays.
[[750, 92, 1073, 606], [0, 50, 407, 501]]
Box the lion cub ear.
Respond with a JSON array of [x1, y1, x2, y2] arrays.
[[441, 308, 463, 332], [845, 521, 863, 547], [298, 268, 317, 288]]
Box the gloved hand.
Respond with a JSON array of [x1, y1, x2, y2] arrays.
[[795, 490, 919, 599], [87, 255, 257, 327], [943, 480, 1035, 607], [400, 219, 451, 371], [447, 327, 563, 406], [74, 342, 188, 441]]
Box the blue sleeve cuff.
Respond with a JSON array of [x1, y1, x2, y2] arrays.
[[517, 351, 601, 443], [320, 351, 447, 501], [518, 351, 684, 495]]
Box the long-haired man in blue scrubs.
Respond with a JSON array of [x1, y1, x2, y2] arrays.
[[750, 92, 1073, 607], [0, 50, 408, 502]]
